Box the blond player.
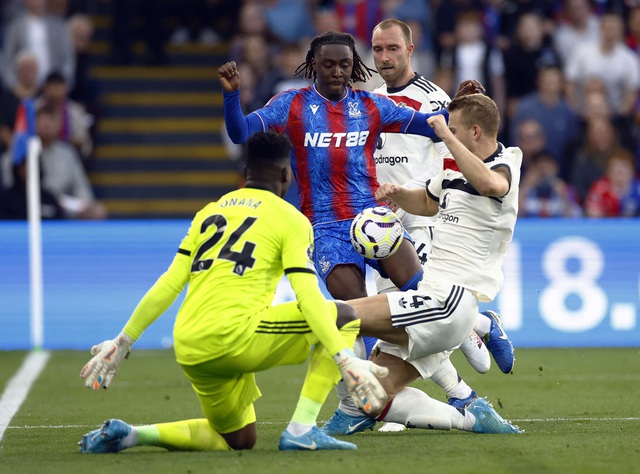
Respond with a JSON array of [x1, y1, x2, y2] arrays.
[[347, 92, 522, 435]]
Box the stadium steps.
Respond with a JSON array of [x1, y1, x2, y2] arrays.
[[85, 9, 239, 219]]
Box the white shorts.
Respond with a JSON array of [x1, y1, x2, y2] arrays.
[[383, 279, 478, 365], [373, 340, 453, 379], [375, 225, 433, 294]]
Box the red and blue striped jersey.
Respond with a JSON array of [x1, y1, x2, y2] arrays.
[[251, 85, 424, 225]]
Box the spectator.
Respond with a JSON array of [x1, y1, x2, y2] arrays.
[[625, 7, 640, 54], [237, 1, 270, 36], [252, 42, 312, 110], [502, 12, 560, 119], [47, 0, 70, 18], [261, 0, 314, 45], [240, 34, 274, 87], [495, 0, 556, 51], [229, 2, 279, 68], [333, 0, 383, 47], [38, 71, 93, 163], [565, 13, 640, 123], [582, 86, 612, 122], [584, 148, 640, 217], [575, 80, 636, 158], [432, 0, 485, 60], [2, 0, 75, 88], [553, 0, 600, 66], [67, 14, 95, 108], [569, 116, 622, 203], [510, 65, 580, 167], [438, 12, 506, 124], [0, 154, 64, 220], [313, 6, 340, 35], [32, 104, 105, 219], [0, 51, 40, 154], [514, 118, 547, 174], [625, 7, 640, 146], [519, 150, 582, 217]]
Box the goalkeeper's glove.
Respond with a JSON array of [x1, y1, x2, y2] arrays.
[[334, 349, 389, 415], [80, 331, 134, 390]]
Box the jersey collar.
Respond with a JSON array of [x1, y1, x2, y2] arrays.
[[484, 142, 504, 163], [385, 73, 423, 94], [312, 84, 349, 103]]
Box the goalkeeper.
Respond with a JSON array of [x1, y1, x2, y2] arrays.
[[78, 131, 388, 453]]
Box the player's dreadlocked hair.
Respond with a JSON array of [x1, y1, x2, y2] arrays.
[[294, 31, 376, 84]]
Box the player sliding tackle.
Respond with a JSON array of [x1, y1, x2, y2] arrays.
[[333, 93, 523, 435], [78, 132, 388, 453]]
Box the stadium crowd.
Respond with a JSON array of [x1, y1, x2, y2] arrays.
[[0, 0, 640, 219], [0, 0, 104, 219], [221, 0, 640, 218]]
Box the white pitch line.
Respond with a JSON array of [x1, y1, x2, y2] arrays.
[[512, 416, 640, 423], [6, 416, 640, 431], [0, 351, 50, 442]]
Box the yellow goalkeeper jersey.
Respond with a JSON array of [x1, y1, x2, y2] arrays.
[[123, 187, 345, 365]]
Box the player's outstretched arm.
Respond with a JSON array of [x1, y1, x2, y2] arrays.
[[80, 253, 190, 391], [376, 183, 438, 217], [405, 108, 448, 141]]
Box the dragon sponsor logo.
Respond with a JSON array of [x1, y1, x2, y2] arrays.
[[439, 212, 459, 224], [374, 155, 409, 166]]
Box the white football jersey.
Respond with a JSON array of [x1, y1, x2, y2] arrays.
[[425, 144, 522, 302], [373, 73, 452, 230]]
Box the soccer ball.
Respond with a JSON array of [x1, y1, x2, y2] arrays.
[[350, 206, 404, 260]]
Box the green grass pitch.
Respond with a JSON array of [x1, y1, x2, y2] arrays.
[[1, 348, 639, 474]]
